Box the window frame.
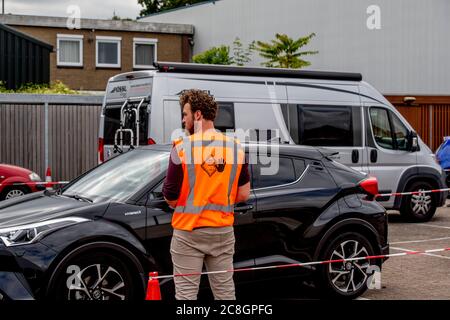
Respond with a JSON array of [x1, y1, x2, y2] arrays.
[[251, 156, 306, 191], [369, 106, 409, 151], [295, 104, 355, 147], [133, 38, 158, 69], [56, 34, 83, 67], [96, 36, 122, 68]]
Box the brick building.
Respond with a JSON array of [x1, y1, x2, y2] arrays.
[[0, 14, 194, 90]]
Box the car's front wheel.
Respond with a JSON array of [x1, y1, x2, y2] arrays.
[[400, 181, 437, 222], [50, 251, 138, 301], [316, 232, 378, 299]]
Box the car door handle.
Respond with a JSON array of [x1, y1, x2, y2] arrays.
[[234, 204, 253, 214], [370, 149, 378, 163], [352, 149, 359, 163]]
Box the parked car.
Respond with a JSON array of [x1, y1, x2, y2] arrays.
[[436, 137, 450, 189], [0, 164, 44, 201], [98, 62, 447, 222], [0, 144, 388, 301]]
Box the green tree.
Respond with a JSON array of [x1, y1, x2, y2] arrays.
[[192, 46, 233, 65], [138, 0, 206, 17], [255, 33, 318, 69], [231, 37, 256, 66]]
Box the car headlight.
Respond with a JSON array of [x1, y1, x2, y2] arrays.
[[29, 172, 41, 182], [0, 217, 90, 247]]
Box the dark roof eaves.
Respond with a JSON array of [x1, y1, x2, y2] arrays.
[[0, 23, 53, 49]]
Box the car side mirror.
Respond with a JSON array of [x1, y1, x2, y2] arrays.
[[408, 131, 419, 152], [148, 199, 173, 212]]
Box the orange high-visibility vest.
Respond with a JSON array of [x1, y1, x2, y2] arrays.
[[171, 131, 245, 231]]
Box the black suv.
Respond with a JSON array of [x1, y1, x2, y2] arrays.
[[0, 144, 388, 300]]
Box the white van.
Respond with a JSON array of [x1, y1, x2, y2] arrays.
[[99, 62, 447, 221]]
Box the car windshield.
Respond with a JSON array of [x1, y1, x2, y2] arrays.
[[62, 149, 169, 203]]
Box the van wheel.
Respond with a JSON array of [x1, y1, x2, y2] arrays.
[[50, 252, 138, 301], [0, 186, 29, 200], [315, 232, 377, 299], [400, 181, 437, 222]]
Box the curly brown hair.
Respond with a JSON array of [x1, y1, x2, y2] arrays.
[[179, 89, 218, 121]]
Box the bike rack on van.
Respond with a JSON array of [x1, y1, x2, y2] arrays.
[[113, 96, 148, 154]]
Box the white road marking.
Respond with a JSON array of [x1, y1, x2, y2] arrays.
[[391, 237, 450, 245], [391, 246, 450, 260], [418, 224, 450, 230], [356, 297, 371, 300]]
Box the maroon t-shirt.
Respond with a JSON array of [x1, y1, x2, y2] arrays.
[[162, 147, 250, 201]]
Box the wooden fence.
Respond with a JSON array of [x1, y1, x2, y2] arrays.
[[0, 94, 103, 182], [387, 96, 450, 151]]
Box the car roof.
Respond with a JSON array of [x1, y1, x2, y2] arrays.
[[139, 143, 324, 160]]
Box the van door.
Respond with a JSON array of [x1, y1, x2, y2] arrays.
[[281, 104, 367, 173], [364, 104, 417, 208]]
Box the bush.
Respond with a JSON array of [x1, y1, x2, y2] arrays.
[[0, 80, 78, 94], [193, 46, 233, 65]]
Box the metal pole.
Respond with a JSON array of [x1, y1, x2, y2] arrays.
[[2, 0, 4, 15], [45, 101, 49, 176], [429, 104, 433, 151]]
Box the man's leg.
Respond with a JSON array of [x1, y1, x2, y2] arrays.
[[204, 230, 236, 300], [170, 230, 205, 300]]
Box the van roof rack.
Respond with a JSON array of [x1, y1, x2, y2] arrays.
[[154, 61, 362, 82]]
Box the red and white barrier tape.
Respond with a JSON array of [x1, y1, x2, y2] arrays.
[[375, 188, 450, 199], [151, 246, 450, 280]]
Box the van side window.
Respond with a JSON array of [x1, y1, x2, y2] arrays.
[[252, 157, 296, 189], [215, 103, 235, 132], [369, 108, 394, 150], [281, 104, 356, 146]]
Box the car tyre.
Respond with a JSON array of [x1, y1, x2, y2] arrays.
[[50, 251, 137, 301], [0, 186, 28, 200], [400, 181, 437, 222], [316, 232, 378, 300]]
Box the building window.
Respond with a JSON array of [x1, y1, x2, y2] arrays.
[[96, 36, 121, 68], [133, 38, 157, 69], [57, 34, 83, 67]]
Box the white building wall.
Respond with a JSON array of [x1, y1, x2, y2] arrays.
[[141, 0, 450, 95]]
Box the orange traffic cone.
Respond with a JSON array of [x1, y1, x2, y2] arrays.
[[145, 272, 161, 300], [45, 167, 52, 190]]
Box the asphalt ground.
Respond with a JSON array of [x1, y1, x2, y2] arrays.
[[234, 200, 450, 300], [360, 199, 450, 300]]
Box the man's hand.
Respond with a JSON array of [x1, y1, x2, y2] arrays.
[[164, 197, 178, 209], [235, 182, 250, 203]]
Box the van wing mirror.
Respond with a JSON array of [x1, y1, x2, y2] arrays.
[[408, 131, 419, 152]]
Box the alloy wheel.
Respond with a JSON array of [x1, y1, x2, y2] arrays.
[[67, 264, 126, 300], [328, 240, 370, 293], [411, 189, 432, 215]]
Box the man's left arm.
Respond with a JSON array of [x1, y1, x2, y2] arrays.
[[235, 162, 250, 203], [163, 148, 183, 208]]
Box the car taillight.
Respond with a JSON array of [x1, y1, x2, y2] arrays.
[[148, 138, 156, 145], [359, 176, 379, 200], [98, 138, 104, 163]]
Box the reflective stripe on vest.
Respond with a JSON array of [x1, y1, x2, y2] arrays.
[[174, 136, 242, 215]]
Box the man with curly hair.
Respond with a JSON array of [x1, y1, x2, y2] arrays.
[[163, 89, 250, 300]]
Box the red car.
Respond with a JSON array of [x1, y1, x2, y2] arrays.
[[0, 164, 44, 200]]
